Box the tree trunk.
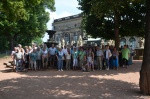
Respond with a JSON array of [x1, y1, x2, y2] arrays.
[[114, 10, 120, 50], [140, 0, 150, 95], [9, 37, 14, 50]]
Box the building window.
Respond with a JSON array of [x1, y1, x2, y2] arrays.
[[120, 38, 126, 47], [65, 33, 69, 43], [73, 33, 78, 42], [56, 34, 60, 43], [129, 37, 136, 49]]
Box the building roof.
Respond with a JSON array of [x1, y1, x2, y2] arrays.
[[54, 13, 82, 23]]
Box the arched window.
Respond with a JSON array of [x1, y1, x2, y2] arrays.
[[65, 33, 69, 43], [129, 37, 136, 49], [55, 34, 60, 43], [120, 38, 126, 47], [73, 33, 78, 42]]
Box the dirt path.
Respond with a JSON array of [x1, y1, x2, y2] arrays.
[[0, 58, 149, 99]]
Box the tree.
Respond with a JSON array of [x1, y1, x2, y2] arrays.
[[78, 0, 146, 49], [0, 0, 55, 50], [140, 0, 150, 95]]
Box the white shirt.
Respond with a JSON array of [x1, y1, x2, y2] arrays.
[[96, 50, 103, 56], [105, 49, 111, 59], [42, 50, 48, 57], [62, 48, 67, 54], [49, 47, 56, 55], [65, 52, 71, 59]]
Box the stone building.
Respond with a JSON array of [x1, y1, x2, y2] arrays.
[[52, 13, 85, 47], [52, 13, 144, 50]]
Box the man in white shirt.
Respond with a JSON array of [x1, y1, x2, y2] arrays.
[[62, 46, 67, 55], [49, 44, 56, 67]]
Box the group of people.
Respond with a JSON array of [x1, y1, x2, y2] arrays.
[[11, 43, 133, 72]]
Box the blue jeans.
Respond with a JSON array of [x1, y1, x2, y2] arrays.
[[58, 60, 63, 70], [112, 58, 119, 67], [16, 59, 23, 71], [105, 59, 110, 68]]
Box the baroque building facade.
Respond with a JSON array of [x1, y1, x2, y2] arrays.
[[52, 13, 144, 50], [52, 13, 85, 47]]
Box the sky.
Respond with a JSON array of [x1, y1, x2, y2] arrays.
[[42, 0, 82, 42]]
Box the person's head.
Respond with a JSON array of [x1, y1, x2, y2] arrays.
[[74, 47, 77, 51], [64, 46, 67, 49], [16, 48, 20, 53], [114, 47, 117, 51], [89, 48, 92, 52], [124, 45, 127, 49], [37, 47, 40, 51], [105, 45, 109, 50], [102, 45, 105, 49], [33, 49, 36, 53], [20, 48, 24, 53], [59, 47, 62, 51], [52, 44, 54, 47], [80, 47, 83, 51], [14, 47, 17, 51], [28, 46, 32, 50], [44, 44, 47, 49], [26, 48, 29, 53], [18, 44, 22, 48]]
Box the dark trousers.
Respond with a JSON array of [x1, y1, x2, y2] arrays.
[[122, 58, 128, 66]]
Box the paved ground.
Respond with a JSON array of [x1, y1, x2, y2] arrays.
[[0, 57, 149, 99]]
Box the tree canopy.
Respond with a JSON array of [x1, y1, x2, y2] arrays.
[[78, 0, 146, 48], [0, 0, 55, 50]]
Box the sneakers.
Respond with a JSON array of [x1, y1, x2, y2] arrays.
[[61, 69, 63, 71]]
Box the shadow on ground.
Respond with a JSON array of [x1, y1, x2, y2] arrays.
[[0, 74, 148, 99]]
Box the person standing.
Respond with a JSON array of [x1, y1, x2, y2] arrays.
[[24, 48, 30, 71], [72, 47, 78, 70], [87, 48, 94, 71], [65, 48, 71, 70], [112, 47, 119, 70], [14, 48, 24, 72], [104, 45, 112, 70], [121, 45, 130, 68], [29, 49, 37, 71], [36, 47, 42, 70], [79, 47, 86, 70], [96, 46, 103, 70], [42, 47, 48, 70], [11, 47, 17, 70], [49, 44, 56, 68], [56, 48, 64, 71]]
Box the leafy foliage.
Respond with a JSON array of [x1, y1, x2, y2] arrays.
[[78, 0, 146, 40], [0, 0, 55, 50]]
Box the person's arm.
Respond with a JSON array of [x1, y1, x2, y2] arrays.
[[11, 51, 14, 59], [128, 49, 130, 58], [56, 52, 58, 60], [92, 52, 94, 60]]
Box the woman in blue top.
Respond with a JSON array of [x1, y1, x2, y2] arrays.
[[112, 47, 119, 70], [56, 48, 64, 71]]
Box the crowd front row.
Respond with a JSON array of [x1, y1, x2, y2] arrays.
[[11, 44, 133, 72]]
